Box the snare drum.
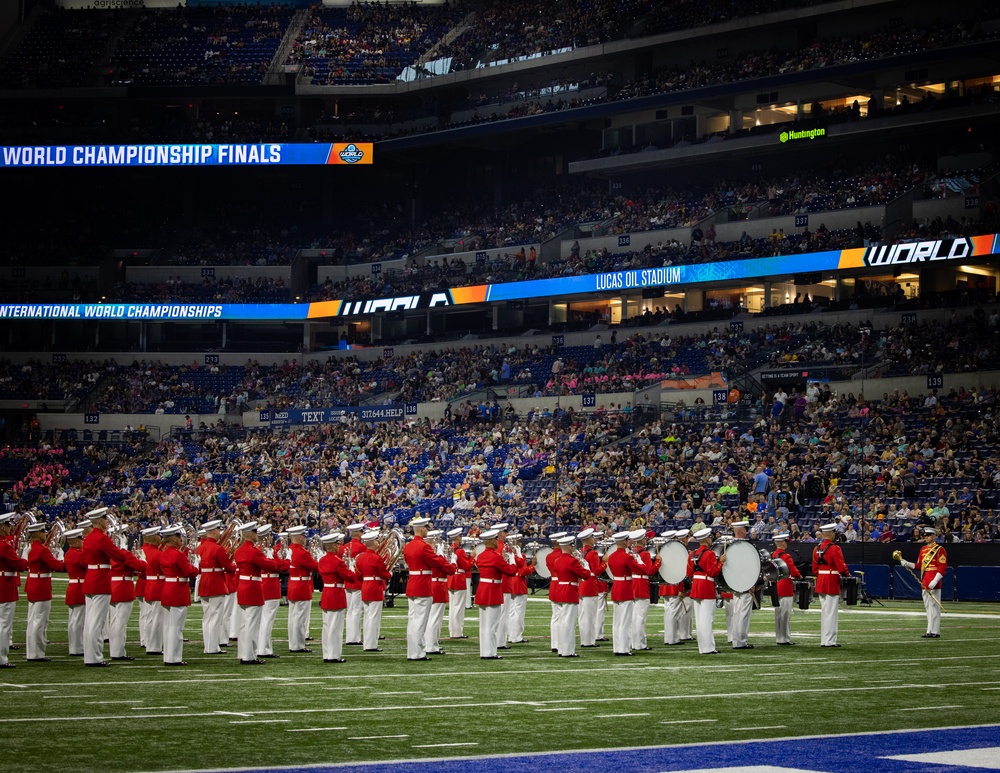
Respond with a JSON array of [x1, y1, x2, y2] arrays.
[[711, 539, 761, 593], [759, 551, 790, 585], [657, 541, 689, 585]]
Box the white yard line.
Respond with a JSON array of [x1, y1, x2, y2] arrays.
[[230, 719, 290, 725], [348, 735, 409, 740], [411, 742, 479, 748], [898, 705, 963, 711], [285, 727, 348, 733], [595, 713, 651, 718]]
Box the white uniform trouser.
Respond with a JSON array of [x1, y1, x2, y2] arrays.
[[257, 598, 279, 656], [479, 604, 501, 657], [724, 597, 734, 642], [693, 597, 717, 654], [26, 600, 51, 660], [201, 595, 225, 653], [612, 599, 634, 654], [0, 601, 13, 665], [500, 594, 511, 645], [775, 595, 794, 643], [84, 594, 111, 664], [322, 608, 345, 661], [138, 599, 150, 648], [579, 595, 598, 646], [345, 590, 362, 643], [448, 589, 467, 637], [596, 592, 608, 639], [238, 604, 262, 662], [507, 594, 527, 642], [663, 596, 683, 644], [550, 600, 562, 650], [554, 602, 578, 656], [67, 604, 85, 655], [227, 593, 240, 640], [730, 592, 753, 648], [406, 596, 432, 659], [632, 597, 650, 649], [819, 593, 840, 646], [145, 600, 163, 653], [425, 601, 445, 653], [681, 597, 693, 639], [109, 600, 133, 658], [362, 600, 383, 650], [288, 600, 311, 651], [923, 588, 942, 635], [162, 605, 188, 663]]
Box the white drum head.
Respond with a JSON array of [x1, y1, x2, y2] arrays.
[[535, 547, 554, 578], [718, 540, 761, 593], [657, 541, 689, 584], [473, 543, 486, 558]]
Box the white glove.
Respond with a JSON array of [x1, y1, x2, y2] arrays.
[[929, 572, 942, 590], [901, 559, 915, 570]]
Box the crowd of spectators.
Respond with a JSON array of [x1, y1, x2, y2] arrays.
[[0, 358, 105, 404], [107, 276, 291, 304]]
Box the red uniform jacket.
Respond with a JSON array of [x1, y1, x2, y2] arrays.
[[340, 539, 367, 592], [446, 547, 473, 592], [812, 539, 849, 595], [26, 541, 64, 603], [403, 536, 455, 598], [474, 547, 517, 607], [110, 554, 138, 604], [580, 546, 605, 598], [632, 550, 660, 601], [772, 548, 802, 597], [234, 540, 281, 607], [82, 529, 145, 596], [318, 552, 358, 611], [260, 547, 289, 602], [431, 555, 450, 604], [544, 548, 559, 584], [550, 551, 592, 604], [608, 548, 647, 602], [508, 553, 534, 595], [159, 545, 199, 608], [64, 546, 87, 606], [287, 544, 320, 602], [197, 537, 237, 598], [687, 545, 724, 600], [355, 549, 391, 603], [142, 544, 163, 603], [917, 543, 948, 589]]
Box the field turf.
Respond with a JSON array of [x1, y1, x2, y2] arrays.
[[2, 589, 999, 773]]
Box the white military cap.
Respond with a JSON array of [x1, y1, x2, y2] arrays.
[[238, 522, 259, 533], [27, 522, 47, 533], [730, 520, 749, 528], [346, 523, 365, 532], [628, 529, 645, 540], [548, 531, 568, 540], [447, 527, 463, 538], [160, 524, 183, 537], [426, 529, 443, 538], [409, 517, 431, 527], [661, 530, 677, 539], [494, 522, 510, 531], [201, 519, 222, 530], [819, 523, 837, 532], [86, 507, 109, 519], [578, 528, 596, 540], [320, 532, 345, 544], [555, 535, 576, 546], [613, 531, 631, 542], [674, 528, 691, 538], [286, 525, 308, 536], [693, 528, 713, 540], [77, 519, 92, 529], [361, 530, 381, 542], [772, 532, 790, 541], [63, 528, 84, 539], [141, 526, 161, 536], [0, 512, 18, 525], [923, 527, 937, 536], [480, 529, 500, 540], [257, 524, 273, 537], [507, 532, 522, 541]]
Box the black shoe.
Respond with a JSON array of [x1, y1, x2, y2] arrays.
[[559, 654, 580, 658], [0, 662, 14, 668], [733, 644, 754, 650], [240, 659, 266, 665], [664, 642, 684, 646], [85, 661, 110, 667], [229, 637, 238, 642], [288, 649, 312, 653], [580, 644, 599, 648], [204, 651, 228, 655], [595, 637, 609, 642], [305, 637, 315, 642], [378, 636, 385, 640], [636, 646, 653, 651], [427, 650, 446, 655], [345, 642, 363, 646], [614, 652, 634, 657], [219, 643, 229, 648], [407, 657, 430, 661], [776, 641, 796, 646], [497, 645, 510, 650], [705, 650, 721, 655], [112, 656, 135, 661], [9, 645, 19, 651], [509, 639, 529, 644], [146, 651, 163, 656], [922, 633, 941, 638], [821, 644, 842, 648], [551, 648, 558, 653], [324, 658, 346, 663], [27, 657, 52, 662], [480, 656, 502, 660], [163, 661, 188, 666], [69, 652, 84, 657], [364, 648, 383, 652], [680, 638, 694, 642], [451, 635, 469, 639], [258, 654, 280, 659]]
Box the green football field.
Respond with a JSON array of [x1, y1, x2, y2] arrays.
[[3, 590, 999, 773]]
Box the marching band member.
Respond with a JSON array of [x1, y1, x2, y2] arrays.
[[25, 522, 64, 662], [197, 520, 236, 655], [545, 531, 567, 652], [355, 529, 391, 651], [224, 535, 240, 647], [82, 508, 146, 667], [318, 532, 357, 663], [631, 529, 661, 651], [607, 530, 646, 656], [425, 530, 449, 655], [342, 523, 367, 646], [771, 532, 801, 645], [234, 522, 277, 665], [446, 528, 472, 639], [674, 529, 694, 641], [728, 520, 754, 650], [474, 529, 517, 659], [286, 525, 318, 653], [578, 529, 604, 648], [108, 525, 138, 661], [158, 524, 199, 666], [551, 535, 592, 657], [0, 514, 30, 667], [140, 526, 164, 656], [812, 523, 850, 647], [506, 533, 534, 644], [256, 525, 290, 659], [657, 531, 684, 646], [895, 527, 947, 638], [494, 523, 513, 648], [403, 517, 455, 661], [687, 527, 726, 655], [63, 528, 86, 656]]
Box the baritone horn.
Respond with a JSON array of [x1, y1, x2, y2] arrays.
[[376, 528, 405, 572]]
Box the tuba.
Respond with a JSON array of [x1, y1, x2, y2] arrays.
[[376, 528, 405, 572], [14, 512, 37, 557]]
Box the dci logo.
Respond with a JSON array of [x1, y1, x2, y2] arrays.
[[338, 144, 365, 164]]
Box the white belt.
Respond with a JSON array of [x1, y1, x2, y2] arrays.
[[239, 575, 262, 582], [324, 583, 345, 589], [818, 570, 838, 575], [152, 575, 165, 580], [479, 578, 501, 584], [410, 570, 432, 575], [201, 567, 225, 573], [68, 578, 84, 584], [555, 581, 579, 587], [163, 578, 186, 582], [362, 576, 382, 581], [111, 576, 132, 582], [262, 573, 280, 579], [1, 572, 17, 577], [87, 564, 112, 570], [455, 571, 467, 576], [289, 575, 312, 581], [28, 573, 52, 579], [432, 577, 447, 582], [611, 576, 628, 582], [692, 574, 714, 582]]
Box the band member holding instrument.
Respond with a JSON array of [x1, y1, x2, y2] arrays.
[[894, 527, 947, 638], [158, 524, 200, 666], [256, 525, 290, 659], [687, 527, 726, 655], [446, 528, 472, 639], [285, 525, 317, 653], [631, 529, 661, 651], [319, 532, 357, 663], [494, 523, 513, 648], [403, 517, 455, 661], [545, 531, 567, 652], [25, 522, 64, 662], [505, 533, 534, 645], [425, 530, 449, 655], [771, 532, 801, 645], [658, 531, 685, 646], [551, 535, 592, 657], [197, 520, 237, 655], [674, 528, 694, 642], [141, 526, 164, 656], [608, 530, 646, 656], [474, 529, 518, 659], [728, 520, 754, 650], [63, 528, 86, 656], [813, 523, 850, 647], [108, 525, 139, 661], [0, 513, 29, 667], [578, 528, 603, 648], [342, 523, 367, 646], [355, 530, 391, 651], [234, 522, 278, 665]]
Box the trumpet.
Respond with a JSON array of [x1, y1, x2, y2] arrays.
[[571, 547, 589, 572]]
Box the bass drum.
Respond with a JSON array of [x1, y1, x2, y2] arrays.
[[473, 543, 487, 559], [534, 546, 554, 578], [657, 541, 689, 584], [711, 539, 761, 593]]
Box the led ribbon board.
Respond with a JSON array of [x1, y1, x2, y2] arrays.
[[0, 143, 373, 167]]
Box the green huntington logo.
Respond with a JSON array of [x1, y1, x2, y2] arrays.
[[779, 128, 826, 143]]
